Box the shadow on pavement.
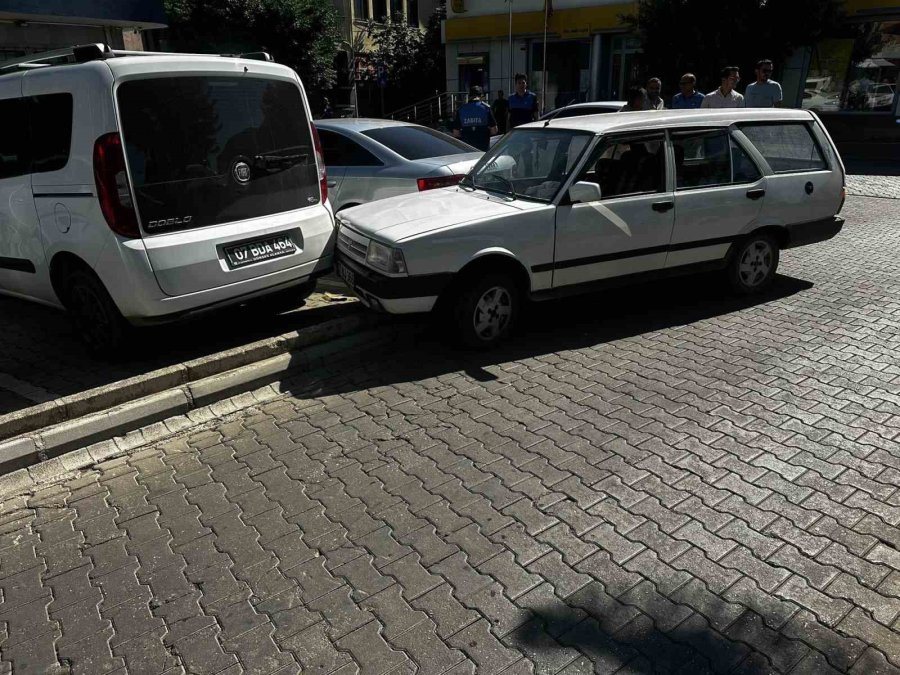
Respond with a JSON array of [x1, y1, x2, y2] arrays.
[[0, 293, 360, 416], [285, 272, 814, 400]]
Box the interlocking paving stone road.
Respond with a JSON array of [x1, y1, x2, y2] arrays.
[[1, 195, 899, 674], [846, 174, 900, 200]]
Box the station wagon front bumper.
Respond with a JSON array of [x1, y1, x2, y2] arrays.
[[785, 216, 844, 249], [334, 251, 452, 314]]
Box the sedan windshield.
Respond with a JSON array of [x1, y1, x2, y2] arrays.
[[463, 128, 594, 202]]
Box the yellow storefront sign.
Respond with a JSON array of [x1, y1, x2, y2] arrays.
[[445, 2, 636, 41]]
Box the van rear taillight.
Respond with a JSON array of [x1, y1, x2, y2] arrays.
[[417, 175, 465, 191], [310, 123, 328, 203], [93, 133, 140, 238]]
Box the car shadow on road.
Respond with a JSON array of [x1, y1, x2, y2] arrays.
[[285, 272, 814, 400]]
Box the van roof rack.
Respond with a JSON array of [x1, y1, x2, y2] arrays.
[[0, 44, 274, 73]]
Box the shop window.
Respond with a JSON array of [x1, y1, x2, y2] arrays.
[[803, 21, 899, 114]]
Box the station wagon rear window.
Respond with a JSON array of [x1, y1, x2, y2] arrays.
[[117, 76, 318, 234], [740, 123, 827, 174]]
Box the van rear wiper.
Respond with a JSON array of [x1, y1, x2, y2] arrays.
[[254, 151, 309, 173]]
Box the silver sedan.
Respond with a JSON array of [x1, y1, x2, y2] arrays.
[[314, 118, 483, 212]]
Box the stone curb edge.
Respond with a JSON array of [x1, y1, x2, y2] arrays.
[[0, 306, 375, 442], [0, 318, 400, 477]]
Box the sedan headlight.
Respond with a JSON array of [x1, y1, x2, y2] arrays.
[[366, 240, 407, 275]]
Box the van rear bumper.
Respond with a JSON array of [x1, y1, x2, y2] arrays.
[[785, 216, 844, 249]]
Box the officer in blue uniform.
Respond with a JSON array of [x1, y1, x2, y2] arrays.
[[451, 86, 498, 151]]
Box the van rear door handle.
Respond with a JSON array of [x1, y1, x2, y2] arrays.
[[327, 180, 338, 188], [652, 201, 674, 212], [746, 188, 766, 200]]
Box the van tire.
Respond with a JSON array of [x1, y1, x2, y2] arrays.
[[727, 233, 780, 295], [64, 268, 130, 356], [451, 272, 519, 349]]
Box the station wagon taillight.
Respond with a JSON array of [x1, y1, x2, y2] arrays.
[[310, 123, 328, 203], [838, 186, 847, 214], [93, 133, 140, 238], [417, 174, 465, 191]]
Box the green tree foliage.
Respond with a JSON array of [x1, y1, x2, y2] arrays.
[[622, 0, 853, 92], [363, 1, 447, 112], [163, 0, 342, 88]]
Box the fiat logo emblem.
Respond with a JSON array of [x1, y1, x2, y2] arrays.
[[233, 161, 251, 184]]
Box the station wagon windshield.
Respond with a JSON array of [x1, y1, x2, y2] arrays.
[[463, 129, 593, 202]]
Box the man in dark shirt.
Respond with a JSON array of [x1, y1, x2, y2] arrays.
[[491, 90, 509, 134], [507, 73, 539, 128], [451, 86, 498, 151]]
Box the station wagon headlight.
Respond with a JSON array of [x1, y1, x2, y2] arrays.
[[366, 240, 407, 275]]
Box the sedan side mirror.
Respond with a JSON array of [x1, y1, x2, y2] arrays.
[[568, 181, 602, 204]]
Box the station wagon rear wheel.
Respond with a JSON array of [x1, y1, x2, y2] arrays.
[[728, 234, 779, 294], [452, 273, 520, 349]]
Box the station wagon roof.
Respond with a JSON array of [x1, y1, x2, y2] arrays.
[[521, 108, 818, 134], [314, 118, 419, 131]]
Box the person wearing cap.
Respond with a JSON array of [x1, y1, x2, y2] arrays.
[[452, 86, 498, 151], [671, 73, 705, 109]]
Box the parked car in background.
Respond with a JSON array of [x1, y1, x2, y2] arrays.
[[0, 44, 334, 354], [539, 101, 626, 121], [867, 83, 895, 110], [489, 101, 626, 146], [315, 119, 483, 212], [335, 109, 846, 348]]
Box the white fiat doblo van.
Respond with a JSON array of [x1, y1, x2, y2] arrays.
[[335, 109, 845, 347], [0, 44, 333, 352]]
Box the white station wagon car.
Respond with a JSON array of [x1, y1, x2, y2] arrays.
[[335, 109, 846, 347]]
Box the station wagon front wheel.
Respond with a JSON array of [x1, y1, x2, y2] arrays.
[[452, 273, 520, 349], [728, 234, 780, 295]]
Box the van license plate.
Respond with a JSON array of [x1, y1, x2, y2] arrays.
[[225, 234, 295, 269], [337, 262, 355, 287]]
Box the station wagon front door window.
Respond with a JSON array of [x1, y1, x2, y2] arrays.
[[552, 132, 675, 288]]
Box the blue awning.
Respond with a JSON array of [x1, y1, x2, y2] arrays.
[[0, 0, 167, 28]]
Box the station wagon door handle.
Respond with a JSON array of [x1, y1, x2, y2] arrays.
[[746, 189, 766, 200], [651, 201, 674, 212]]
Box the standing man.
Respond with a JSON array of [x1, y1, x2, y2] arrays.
[[646, 78, 665, 110], [507, 73, 539, 128], [745, 59, 783, 108], [619, 87, 648, 112], [701, 66, 745, 108], [492, 90, 509, 134], [451, 86, 498, 152], [671, 73, 705, 109]]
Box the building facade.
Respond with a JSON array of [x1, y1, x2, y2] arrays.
[[444, 0, 899, 157], [0, 0, 166, 63]]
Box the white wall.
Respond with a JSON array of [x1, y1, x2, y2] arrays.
[[448, 0, 625, 18]]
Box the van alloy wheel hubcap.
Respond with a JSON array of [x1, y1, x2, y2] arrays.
[[739, 241, 773, 287], [473, 286, 512, 340]]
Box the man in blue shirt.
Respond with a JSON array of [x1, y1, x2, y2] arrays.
[[452, 86, 498, 151], [671, 73, 705, 109], [507, 73, 539, 128]]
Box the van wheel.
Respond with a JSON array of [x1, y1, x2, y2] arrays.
[[451, 273, 519, 349], [728, 234, 780, 294], [65, 268, 129, 355]]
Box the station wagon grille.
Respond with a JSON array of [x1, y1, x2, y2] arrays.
[[338, 229, 368, 260]]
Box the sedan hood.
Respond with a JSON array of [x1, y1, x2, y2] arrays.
[[339, 188, 525, 243]]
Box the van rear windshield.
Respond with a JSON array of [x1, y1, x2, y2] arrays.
[[117, 76, 318, 234]]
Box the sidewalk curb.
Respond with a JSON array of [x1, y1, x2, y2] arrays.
[[0, 309, 374, 443], [0, 313, 397, 475]]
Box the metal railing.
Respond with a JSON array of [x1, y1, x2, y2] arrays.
[[387, 92, 469, 128]]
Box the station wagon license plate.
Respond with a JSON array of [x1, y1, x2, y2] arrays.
[[336, 261, 355, 288], [224, 234, 295, 269]]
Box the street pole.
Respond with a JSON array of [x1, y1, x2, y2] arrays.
[[541, 0, 549, 115], [508, 0, 513, 95]]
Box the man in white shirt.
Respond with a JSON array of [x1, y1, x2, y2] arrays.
[[646, 77, 665, 110], [701, 66, 745, 108], [745, 59, 783, 107]]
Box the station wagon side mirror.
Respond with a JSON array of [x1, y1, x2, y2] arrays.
[[568, 181, 602, 204]]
